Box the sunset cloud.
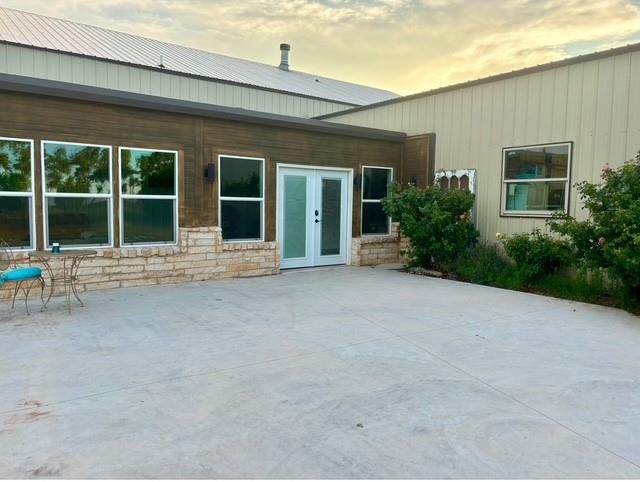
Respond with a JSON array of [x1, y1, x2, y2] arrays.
[[1, 0, 639, 95]]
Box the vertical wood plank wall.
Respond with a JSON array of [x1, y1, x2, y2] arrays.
[[0, 91, 403, 249], [324, 49, 640, 242], [402, 134, 435, 187]]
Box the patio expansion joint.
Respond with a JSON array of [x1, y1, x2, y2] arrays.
[[0, 330, 425, 417], [0, 304, 536, 418]]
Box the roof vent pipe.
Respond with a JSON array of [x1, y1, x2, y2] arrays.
[[279, 43, 290, 71]]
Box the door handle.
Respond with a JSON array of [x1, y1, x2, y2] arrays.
[[315, 219, 321, 223], [314, 209, 319, 216]]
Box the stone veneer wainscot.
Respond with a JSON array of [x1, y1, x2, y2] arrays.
[[351, 223, 408, 266], [1, 227, 279, 298]]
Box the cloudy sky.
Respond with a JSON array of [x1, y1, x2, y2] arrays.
[[1, 0, 640, 95]]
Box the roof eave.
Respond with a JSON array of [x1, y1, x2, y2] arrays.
[[0, 73, 407, 142]]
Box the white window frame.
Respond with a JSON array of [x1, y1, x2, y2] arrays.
[[41, 140, 114, 249], [218, 154, 265, 243], [361, 165, 394, 236], [501, 142, 572, 218], [0, 137, 35, 251], [118, 147, 179, 247]]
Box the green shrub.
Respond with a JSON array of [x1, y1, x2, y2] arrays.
[[454, 244, 511, 284], [382, 184, 479, 269], [533, 271, 608, 304], [500, 230, 572, 283], [549, 151, 640, 298]]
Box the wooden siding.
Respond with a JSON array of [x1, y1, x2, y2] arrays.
[[0, 90, 402, 249], [324, 50, 640, 242], [402, 134, 435, 187], [0, 44, 353, 118]]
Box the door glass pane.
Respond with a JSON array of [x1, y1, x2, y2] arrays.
[[47, 197, 110, 246], [220, 200, 261, 240], [123, 198, 175, 245], [321, 178, 341, 256], [0, 196, 31, 248], [362, 202, 389, 234], [283, 175, 307, 259], [505, 181, 567, 211]]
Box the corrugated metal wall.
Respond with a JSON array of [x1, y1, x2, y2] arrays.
[[0, 44, 352, 118], [326, 50, 640, 242]]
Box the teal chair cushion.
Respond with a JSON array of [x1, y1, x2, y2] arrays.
[[0, 267, 42, 286]]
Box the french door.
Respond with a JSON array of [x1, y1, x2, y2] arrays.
[[278, 167, 350, 269]]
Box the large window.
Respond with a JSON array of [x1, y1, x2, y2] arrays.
[[219, 155, 264, 242], [120, 148, 178, 246], [0, 137, 34, 249], [42, 141, 112, 247], [361, 166, 393, 235], [502, 142, 571, 216]]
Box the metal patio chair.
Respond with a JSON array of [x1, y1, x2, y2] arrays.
[[0, 239, 45, 315]]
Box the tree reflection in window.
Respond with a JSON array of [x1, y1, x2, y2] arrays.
[[0, 139, 31, 192], [120, 149, 176, 196], [44, 143, 110, 194]]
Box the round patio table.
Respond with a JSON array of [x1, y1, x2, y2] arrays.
[[28, 249, 97, 314]]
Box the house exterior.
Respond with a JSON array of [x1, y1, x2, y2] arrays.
[[0, 73, 423, 294], [1, 6, 639, 296], [318, 43, 640, 242]]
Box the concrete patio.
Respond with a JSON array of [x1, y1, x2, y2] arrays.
[[0, 266, 639, 478]]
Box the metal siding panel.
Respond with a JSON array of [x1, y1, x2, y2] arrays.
[[450, 89, 464, 165], [178, 75, 189, 101], [83, 57, 96, 85], [160, 72, 171, 98], [627, 52, 640, 159], [17, 44, 34, 76], [459, 88, 473, 167], [501, 78, 517, 147], [0, 43, 8, 72], [565, 63, 585, 218], [539, 69, 556, 142], [117, 64, 130, 91], [487, 81, 506, 241], [594, 57, 615, 181], [578, 61, 599, 201], [552, 66, 569, 139], [513, 76, 529, 145], [609, 54, 631, 166], [58, 53, 73, 82], [478, 83, 494, 239], [71, 56, 84, 83], [6, 44, 20, 73], [95, 60, 107, 88], [525, 72, 542, 142], [392, 102, 405, 130]]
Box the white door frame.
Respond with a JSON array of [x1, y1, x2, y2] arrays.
[[276, 163, 353, 268]]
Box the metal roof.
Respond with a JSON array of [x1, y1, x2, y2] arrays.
[[315, 41, 640, 119], [0, 6, 398, 106], [0, 73, 406, 142]]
